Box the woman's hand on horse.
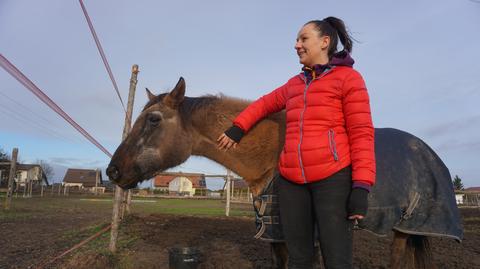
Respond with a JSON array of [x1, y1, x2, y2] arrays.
[[217, 133, 237, 151], [348, 214, 364, 220]]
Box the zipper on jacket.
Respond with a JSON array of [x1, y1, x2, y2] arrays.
[[297, 68, 335, 183], [298, 82, 311, 183], [328, 129, 339, 161]]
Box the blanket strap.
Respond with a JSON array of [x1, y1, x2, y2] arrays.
[[402, 192, 420, 220]]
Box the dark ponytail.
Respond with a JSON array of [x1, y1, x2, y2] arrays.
[[306, 17, 353, 58]]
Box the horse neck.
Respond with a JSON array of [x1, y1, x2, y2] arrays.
[[187, 97, 280, 194], [189, 97, 249, 171]]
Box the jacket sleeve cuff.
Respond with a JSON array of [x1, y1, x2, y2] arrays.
[[352, 181, 372, 193], [224, 125, 245, 143]]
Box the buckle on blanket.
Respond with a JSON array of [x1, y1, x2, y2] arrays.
[[252, 176, 284, 242]]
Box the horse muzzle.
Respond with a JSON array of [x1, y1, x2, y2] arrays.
[[106, 165, 121, 181]]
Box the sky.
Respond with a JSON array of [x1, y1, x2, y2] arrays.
[[1, 0, 479, 188]]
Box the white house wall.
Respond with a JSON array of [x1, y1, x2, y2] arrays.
[[168, 177, 194, 196]]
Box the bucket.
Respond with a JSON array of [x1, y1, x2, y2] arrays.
[[168, 247, 201, 269]]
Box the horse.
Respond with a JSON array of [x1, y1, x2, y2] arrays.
[[107, 77, 463, 269]]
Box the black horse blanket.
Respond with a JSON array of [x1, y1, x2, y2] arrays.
[[254, 128, 463, 242]]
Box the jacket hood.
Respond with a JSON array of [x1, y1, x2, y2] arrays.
[[329, 50, 355, 67], [301, 50, 355, 82]]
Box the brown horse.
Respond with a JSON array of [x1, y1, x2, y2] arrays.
[[107, 77, 461, 268]]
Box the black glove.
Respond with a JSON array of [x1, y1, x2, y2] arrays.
[[224, 125, 245, 143], [348, 187, 369, 217]]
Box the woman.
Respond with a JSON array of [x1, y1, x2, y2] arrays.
[[217, 17, 375, 269]]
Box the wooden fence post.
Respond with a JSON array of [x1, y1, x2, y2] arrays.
[[4, 148, 18, 210], [109, 64, 139, 252], [120, 190, 127, 219], [225, 171, 231, 216], [126, 189, 132, 214], [95, 169, 99, 195], [29, 180, 33, 197], [123, 64, 139, 215], [23, 178, 27, 198]]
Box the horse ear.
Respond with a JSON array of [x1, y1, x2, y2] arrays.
[[145, 88, 156, 101], [164, 77, 185, 108]]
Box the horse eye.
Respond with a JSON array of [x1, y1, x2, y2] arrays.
[[147, 114, 161, 126]]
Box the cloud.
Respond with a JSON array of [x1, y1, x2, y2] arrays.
[[422, 115, 480, 139], [49, 157, 106, 168], [436, 139, 480, 152]]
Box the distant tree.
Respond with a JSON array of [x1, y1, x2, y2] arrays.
[[0, 148, 11, 187], [452, 175, 464, 191], [0, 147, 10, 161], [36, 159, 54, 183]]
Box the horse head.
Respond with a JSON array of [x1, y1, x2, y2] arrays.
[[107, 77, 194, 189]]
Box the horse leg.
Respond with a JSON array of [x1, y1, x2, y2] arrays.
[[270, 242, 288, 269], [390, 231, 409, 269], [406, 235, 436, 269]]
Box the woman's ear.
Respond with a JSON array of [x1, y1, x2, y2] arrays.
[[321, 35, 331, 50]]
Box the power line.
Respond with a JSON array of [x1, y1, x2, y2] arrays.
[[0, 53, 112, 158], [0, 91, 83, 144], [0, 91, 57, 127], [78, 0, 127, 114], [0, 105, 79, 144]]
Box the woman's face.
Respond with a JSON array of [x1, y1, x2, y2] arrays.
[[295, 23, 330, 67]]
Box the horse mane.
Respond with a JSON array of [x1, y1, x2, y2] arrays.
[[142, 91, 254, 125]]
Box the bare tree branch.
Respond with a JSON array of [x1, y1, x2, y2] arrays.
[[36, 159, 54, 183]]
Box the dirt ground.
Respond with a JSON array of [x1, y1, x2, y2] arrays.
[[61, 208, 479, 269], [0, 197, 112, 269], [1, 196, 479, 269]]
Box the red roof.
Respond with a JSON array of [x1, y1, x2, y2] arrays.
[[464, 187, 480, 192], [231, 178, 248, 189], [154, 172, 206, 189]]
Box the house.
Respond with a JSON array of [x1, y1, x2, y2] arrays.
[[228, 178, 249, 191], [463, 187, 480, 206], [153, 172, 206, 196], [222, 178, 249, 192], [0, 161, 47, 188], [455, 187, 480, 206], [465, 187, 480, 192], [62, 168, 103, 193], [455, 193, 464, 205], [224, 178, 251, 201]]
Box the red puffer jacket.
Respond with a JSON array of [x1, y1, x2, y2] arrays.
[[233, 61, 376, 186]]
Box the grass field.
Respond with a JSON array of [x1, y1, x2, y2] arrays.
[[0, 194, 254, 219]]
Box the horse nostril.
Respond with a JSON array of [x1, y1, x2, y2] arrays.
[[107, 165, 120, 181]]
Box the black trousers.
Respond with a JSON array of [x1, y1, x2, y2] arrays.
[[277, 166, 353, 269]]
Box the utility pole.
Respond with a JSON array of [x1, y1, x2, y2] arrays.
[[109, 64, 139, 252], [5, 148, 18, 210]]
